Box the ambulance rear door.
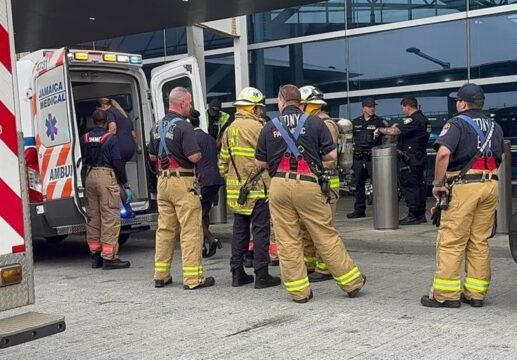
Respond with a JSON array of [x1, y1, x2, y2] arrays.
[[149, 57, 206, 130], [32, 48, 86, 227]]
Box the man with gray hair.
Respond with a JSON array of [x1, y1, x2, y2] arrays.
[[149, 86, 215, 290]]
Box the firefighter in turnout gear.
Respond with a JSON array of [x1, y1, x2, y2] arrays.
[[420, 83, 504, 308], [299, 85, 338, 282], [255, 85, 366, 303], [149, 87, 215, 290], [219, 87, 281, 289], [81, 110, 131, 270]]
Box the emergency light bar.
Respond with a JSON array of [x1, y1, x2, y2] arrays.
[[70, 50, 142, 66]]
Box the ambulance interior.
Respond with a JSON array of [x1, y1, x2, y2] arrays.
[[70, 72, 149, 209]]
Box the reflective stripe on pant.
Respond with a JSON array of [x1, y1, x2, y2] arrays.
[[85, 168, 121, 260], [230, 199, 270, 271], [154, 176, 205, 287], [302, 201, 337, 275], [269, 177, 363, 301], [431, 179, 497, 301]]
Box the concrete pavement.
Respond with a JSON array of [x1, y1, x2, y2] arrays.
[[2, 197, 517, 359]]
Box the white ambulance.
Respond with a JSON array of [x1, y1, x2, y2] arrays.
[[16, 48, 206, 244]]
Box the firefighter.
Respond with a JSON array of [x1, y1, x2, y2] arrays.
[[81, 109, 131, 270], [299, 85, 339, 282], [347, 98, 387, 218], [219, 87, 281, 289], [374, 95, 431, 225], [206, 98, 232, 146], [420, 83, 504, 308], [255, 84, 366, 303], [149, 87, 215, 290]]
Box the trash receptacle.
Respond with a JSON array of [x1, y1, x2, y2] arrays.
[[496, 140, 511, 234], [372, 144, 399, 229], [209, 186, 227, 224]]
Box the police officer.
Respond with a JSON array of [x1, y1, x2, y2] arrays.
[[420, 83, 504, 308], [255, 85, 366, 303], [347, 98, 387, 218], [375, 95, 431, 225], [81, 109, 131, 270], [149, 87, 215, 290], [299, 85, 339, 282], [219, 87, 281, 289]]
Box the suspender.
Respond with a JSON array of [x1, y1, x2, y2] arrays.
[[271, 114, 309, 157], [157, 117, 182, 157], [456, 114, 495, 156]]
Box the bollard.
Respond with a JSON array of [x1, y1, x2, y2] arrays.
[[372, 144, 399, 229], [209, 185, 227, 224], [509, 212, 517, 263], [496, 140, 512, 234]]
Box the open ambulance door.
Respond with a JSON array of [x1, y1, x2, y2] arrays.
[[32, 48, 86, 228], [149, 57, 207, 131]]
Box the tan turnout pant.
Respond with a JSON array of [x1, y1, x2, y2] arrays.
[[85, 168, 121, 260], [154, 174, 206, 288], [269, 176, 364, 301]]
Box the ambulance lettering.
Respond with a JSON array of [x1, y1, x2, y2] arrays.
[[39, 81, 67, 110], [49, 165, 73, 181]]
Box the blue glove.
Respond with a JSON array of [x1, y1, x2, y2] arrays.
[[124, 187, 133, 204]]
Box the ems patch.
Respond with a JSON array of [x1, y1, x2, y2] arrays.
[[439, 123, 450, 137], [403, 118, 413, 125]]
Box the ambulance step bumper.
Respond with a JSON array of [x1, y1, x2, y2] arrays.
[[0, 312, 65, 348]]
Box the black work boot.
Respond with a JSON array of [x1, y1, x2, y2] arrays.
[[460, 293, 484, 308], [346, 211, 366, 219], [347, 275, 367, 298], [293, 290, 314, 304], [183, 276, 215, 290], [91, 252, 103, 268], [232, 266, 254, 287], [154, 277, 172, 288], [254, 267, 281, 289], [420, 295, 461, 308], [308, 271, 333, 283], [102, 258, 131, 270]]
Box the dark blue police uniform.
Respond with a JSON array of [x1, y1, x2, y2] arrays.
[[397, 110, 431, 224]]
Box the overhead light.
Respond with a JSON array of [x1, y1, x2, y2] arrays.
[[89, 17, 95, 21]]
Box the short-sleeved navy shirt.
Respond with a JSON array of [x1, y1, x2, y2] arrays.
[[81, 127, 121, 166], [107, 107, 135, 163], [194, 128, 224, 187], [352, 114, 387, 151], [255, 105, 336, 177], [149, 111, 201, 169], [397, 110, 431, 155], [433, 109, 504, 171]]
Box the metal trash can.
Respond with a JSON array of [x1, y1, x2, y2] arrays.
[[496, 140, 512, 234], [209, 185, 227, 224], [372, 144, 399, 229]]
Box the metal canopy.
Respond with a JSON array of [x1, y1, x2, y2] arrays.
[[13, 0, 319, 52]]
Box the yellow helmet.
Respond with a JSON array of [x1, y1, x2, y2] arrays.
[[233, 87, 266, 107], [299, 85, 327, 105]]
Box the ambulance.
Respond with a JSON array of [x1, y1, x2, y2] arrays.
[[16, 47, 206, 244]]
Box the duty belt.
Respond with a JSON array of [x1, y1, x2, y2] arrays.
[[275, 172, 318, 184], [157, 170, 194, 177], [448, 173, 498, 184]]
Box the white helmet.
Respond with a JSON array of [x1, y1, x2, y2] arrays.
[[299, 85, 327, 105], [233, 87, 266, 107]]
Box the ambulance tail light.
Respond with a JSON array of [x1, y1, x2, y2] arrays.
[[103, 54, 117, 62], [73, 52, 89, 61], [24, 148, 43, 203]]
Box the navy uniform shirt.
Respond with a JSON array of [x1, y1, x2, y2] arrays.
[[149, 111, 201, 169], [81, 126, 128, 183], [397, 110, 431, 158], [107, 107, 135, 163], [194, 128, 224, 187], [352, 114, 387, 152], [255, 105, 335, 178], [433, 109, 504, 171]]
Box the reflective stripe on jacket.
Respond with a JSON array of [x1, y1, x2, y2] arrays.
[[219, 110, 269, 215]]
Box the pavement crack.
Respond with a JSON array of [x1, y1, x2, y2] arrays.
[[226, 315, 294, 337]]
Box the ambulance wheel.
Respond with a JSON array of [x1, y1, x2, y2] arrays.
[[118, 233, 131, 246], [45, 235, 68, 244]]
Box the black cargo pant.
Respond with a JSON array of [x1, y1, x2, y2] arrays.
[[352, 158, 373, 213], [230, 199, 270, 272], [399, 163, 427, 218]]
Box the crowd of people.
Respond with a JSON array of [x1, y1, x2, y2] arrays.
[[80, 82, 503, 307]]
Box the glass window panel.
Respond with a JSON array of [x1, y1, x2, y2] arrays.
[[469, 0, 517, 11], [248, 1, 345, 43], [348, 20, 467, 90], [93, 31, 165, 59], [347, 0, 464, 29], [470, 13, 517, 79], [205, 54, 235, 104], [250, 38, 347, 98]]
